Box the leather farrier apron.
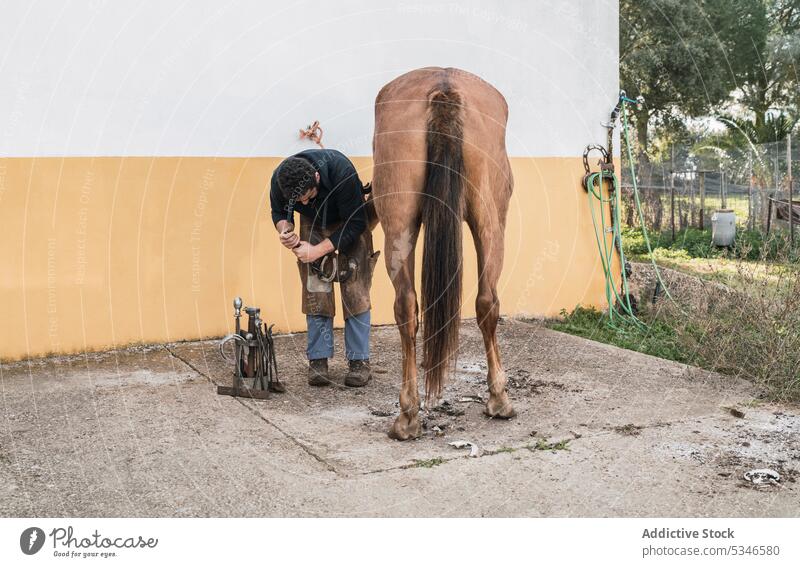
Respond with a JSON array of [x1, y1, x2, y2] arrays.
[[297, 214, 380, 319]]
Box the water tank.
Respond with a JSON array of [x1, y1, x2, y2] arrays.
[[711, 209, 736, 247]]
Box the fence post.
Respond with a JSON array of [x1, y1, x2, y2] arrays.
[[670, 146, 676, 239], [699, 171, 706, 230], [789, 134, 795, 246], [748, 151, 754, 231], [767, 195, 774, 235], [670, 171, 676, 239]]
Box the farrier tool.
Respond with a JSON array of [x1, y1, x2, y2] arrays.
[[217, 297, 283, 399]]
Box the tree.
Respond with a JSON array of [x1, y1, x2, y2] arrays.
[[620, 0, 767, 157], [737, 0, 800, 136]]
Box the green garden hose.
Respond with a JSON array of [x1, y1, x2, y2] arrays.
[[620, 101, 676, 305], [585, 97, 677, 327], [586, 167, 640, 326]]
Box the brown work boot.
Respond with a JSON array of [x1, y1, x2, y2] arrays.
[[308, 358, 331, 386], [344, 359, 372, 387]]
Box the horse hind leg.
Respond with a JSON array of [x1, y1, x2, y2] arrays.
[[385, 225, 423, 440], [469, 215, 516, 419]]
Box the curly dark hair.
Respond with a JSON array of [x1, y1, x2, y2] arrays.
[[275, 157, 317, 200]]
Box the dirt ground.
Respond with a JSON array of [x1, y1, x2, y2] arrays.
[[1, 318, 798, 517]]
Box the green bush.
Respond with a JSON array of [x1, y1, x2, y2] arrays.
[[622, 226, 796, 263], [620, 227, 649, 256]]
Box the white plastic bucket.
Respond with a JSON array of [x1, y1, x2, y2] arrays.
[[711, 209, 736, 247]]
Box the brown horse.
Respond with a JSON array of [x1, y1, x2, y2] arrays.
[[371, 67, 516, 440]]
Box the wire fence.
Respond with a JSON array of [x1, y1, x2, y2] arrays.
[[619, 138, 799, 239]]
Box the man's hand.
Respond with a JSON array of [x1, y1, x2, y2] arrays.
[[292, 241, 324, 263], [276, 220, 299, 249], [279, 230, 300, 249]]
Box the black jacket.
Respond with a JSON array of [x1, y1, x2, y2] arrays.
[[270, 149, 367, 253]]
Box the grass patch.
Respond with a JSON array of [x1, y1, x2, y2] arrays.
[[571, 211, 800, 401], [622, 225, 800, 298], [531, 438, 571, 451], [550, 306, 695, 364], [622, 226, 797, 264], [550, 291, 800, 402], [410, 457, 445, 469]]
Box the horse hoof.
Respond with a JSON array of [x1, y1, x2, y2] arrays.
[[388, 415, 422, 441], [484, 395, 517, 419]]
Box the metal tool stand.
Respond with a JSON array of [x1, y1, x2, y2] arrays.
[[217, 297, 279, 399]]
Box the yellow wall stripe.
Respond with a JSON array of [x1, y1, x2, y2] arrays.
[[0, 156, 617, 360]]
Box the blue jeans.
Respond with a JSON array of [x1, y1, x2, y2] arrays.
[[307, 310, 370, 361]]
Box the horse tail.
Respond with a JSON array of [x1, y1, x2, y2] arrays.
[[421, 81, 465, 402]]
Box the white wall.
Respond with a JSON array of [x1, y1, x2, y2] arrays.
[[0, 0, 619, 157]]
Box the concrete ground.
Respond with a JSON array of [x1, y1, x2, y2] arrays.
[[1, 319, 798, 517]]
